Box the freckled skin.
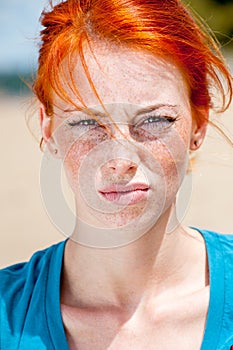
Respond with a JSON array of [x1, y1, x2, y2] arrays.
[[40, 42, 211, 350], [51, 43, 193, 232]]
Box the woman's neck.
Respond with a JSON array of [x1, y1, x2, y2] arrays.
[[61, 213, 207, 311]]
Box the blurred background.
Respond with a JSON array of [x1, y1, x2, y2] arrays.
[[0, 0, 232, 267]]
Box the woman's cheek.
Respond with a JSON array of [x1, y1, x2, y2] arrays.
[[63, 139, 97, 193], [145, 138, 187, 201]]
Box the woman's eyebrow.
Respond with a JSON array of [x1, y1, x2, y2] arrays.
[[62, 103, 179, 122], [135, 103, 179, 116], [63, 107, 108, 118]]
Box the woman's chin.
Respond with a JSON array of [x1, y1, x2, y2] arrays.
[[77, 199, 163, 231]]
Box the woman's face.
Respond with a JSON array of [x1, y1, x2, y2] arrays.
[[42, 43, 206, 238]]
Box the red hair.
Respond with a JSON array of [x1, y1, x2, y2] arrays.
[[33, 0, 232, 126]]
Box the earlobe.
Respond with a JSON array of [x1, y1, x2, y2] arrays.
[[190, 121, 208, 151], [40, 105, 60, 157], [190, 108, 208, 151]]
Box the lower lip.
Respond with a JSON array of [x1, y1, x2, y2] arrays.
[[99, 189, 149, 205]]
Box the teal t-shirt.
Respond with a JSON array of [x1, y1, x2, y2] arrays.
[[1, 228, 233, 349]]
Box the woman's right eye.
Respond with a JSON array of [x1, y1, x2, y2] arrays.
[[65, 117, 110, 142], [67, 118, 100, 127]]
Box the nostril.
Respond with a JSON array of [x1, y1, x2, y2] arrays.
[[109, 165, 116, 170], [102, 158, 138, 176]]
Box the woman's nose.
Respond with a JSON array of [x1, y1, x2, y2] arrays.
[[107, 158, 137, 175], [101, 158, 138, 178]]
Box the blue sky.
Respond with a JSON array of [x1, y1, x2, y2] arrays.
[[0, 1, 48, 73]]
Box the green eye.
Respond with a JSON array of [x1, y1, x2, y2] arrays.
[[68, 118, 99, 127], [144, 116, 162, 124], [143, 115, 177, 125], [130, 114, 179, 142]]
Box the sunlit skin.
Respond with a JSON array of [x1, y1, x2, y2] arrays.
[[41, 42, 209, 349]]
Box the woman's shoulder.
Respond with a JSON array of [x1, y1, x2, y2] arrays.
[[0, 240, 66, 296], [190, 227, 233, 270], [190, 226, 233, 244], [186, 226, 233, 272], [0, 240, 67, 349], [193, 228, 233, 348]]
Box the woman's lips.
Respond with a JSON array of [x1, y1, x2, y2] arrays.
[[98, 183, 149, 205]]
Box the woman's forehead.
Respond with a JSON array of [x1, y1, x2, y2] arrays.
[[55, 43, 190, 110]]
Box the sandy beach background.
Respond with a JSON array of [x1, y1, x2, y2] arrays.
[[0, 82, 233, 268]]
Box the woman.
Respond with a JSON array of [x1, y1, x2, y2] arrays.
[[1, 0, 233, 349]]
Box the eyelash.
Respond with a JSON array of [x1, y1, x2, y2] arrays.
[[66, 114, 178, 128], [139, 114, 178, 126], [67, 118, 100, 127]]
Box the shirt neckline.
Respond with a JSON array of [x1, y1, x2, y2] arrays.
[[45, 228, 225, 349]]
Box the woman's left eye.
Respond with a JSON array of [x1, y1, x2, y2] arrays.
[[130, 114, 178, 141], [142, 115, 177, 126]]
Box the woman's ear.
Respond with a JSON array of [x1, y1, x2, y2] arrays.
[[190, 110, 208, 151], [39, 105, 60, 158]]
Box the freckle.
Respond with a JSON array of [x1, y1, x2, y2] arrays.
[[98, 202, 146, 228]]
